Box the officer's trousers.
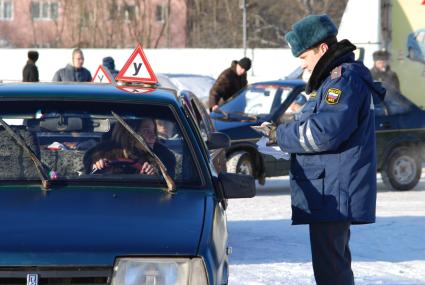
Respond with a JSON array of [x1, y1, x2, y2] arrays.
[[309, 221, 354, 285]]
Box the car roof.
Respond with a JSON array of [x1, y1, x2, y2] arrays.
[[250, 79, 306, 87], [0, 82, 180, 105]]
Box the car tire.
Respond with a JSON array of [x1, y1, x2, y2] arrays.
[[226, 151, 253, 176], [381, 146, 422, 191]]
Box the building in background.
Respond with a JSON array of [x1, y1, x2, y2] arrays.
[[0, 0, 186, 48]]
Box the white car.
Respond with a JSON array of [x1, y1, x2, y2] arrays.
[[157, 73, 215, 107]]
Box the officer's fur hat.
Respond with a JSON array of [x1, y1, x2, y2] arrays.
[[285, 14, 338, 57], [373, 50, 390, 61]]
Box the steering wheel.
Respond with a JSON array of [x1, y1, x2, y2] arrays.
[[91, 160, 139, 175]]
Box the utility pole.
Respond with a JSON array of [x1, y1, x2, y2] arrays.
[[240, 0, 247, 56]]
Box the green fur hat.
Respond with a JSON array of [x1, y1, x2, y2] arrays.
[[285, 14, 338, 57]]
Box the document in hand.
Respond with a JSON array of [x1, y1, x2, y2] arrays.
[[256, 136, 290, 160]]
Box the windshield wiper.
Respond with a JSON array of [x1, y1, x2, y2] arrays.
[[111, 111, 176, 193], [0, 118, 50, 190]]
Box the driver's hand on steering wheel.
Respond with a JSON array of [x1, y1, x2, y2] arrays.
[[140, 161, 155, 175], [92, 158, 110, 172]]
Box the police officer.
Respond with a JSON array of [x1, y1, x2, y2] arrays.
[[370, 50, 400, 92], [259, 15, 385, 284]]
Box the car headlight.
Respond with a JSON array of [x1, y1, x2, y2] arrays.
[[111, 257, 208, 285]]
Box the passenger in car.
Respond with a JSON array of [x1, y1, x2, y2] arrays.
[[84, 117, 176, 177], [156, 119, 178, 140]]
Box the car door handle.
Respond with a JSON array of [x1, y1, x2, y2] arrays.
[[379, 122, 392, 129]]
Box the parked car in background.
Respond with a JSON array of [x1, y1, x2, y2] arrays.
[[407, 28, 425, 64], [157, 73, 215, 107], [0, 82, 255, 284], [211, 79, 425, 191]]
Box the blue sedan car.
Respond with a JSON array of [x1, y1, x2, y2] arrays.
[[212, 80, 425, 191], [0, 83, 254, 284]]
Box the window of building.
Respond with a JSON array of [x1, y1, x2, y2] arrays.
[[123, 5, 136, 22], [155, 4, 166, 22], [0, 0, 13, 20], [31, 1, 58, 20]]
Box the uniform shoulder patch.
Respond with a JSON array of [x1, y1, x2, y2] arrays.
[[330, 66, 342, 80], [325, 88, 342, 104]]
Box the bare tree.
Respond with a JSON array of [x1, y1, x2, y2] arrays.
[[186, 0, 348, 48]]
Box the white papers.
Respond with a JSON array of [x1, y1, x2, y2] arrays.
[[256, 136, 290, 160]]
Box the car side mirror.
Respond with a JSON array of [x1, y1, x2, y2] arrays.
[[207, 132, 230, 150], [218, 172, 256, 199]]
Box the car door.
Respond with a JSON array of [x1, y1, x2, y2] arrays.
[[187, 93, 227, 173]]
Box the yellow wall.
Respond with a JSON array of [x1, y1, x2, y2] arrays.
[[391, 0, 425, 108]]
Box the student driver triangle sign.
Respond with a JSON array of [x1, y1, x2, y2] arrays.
[[92, 65, 115, 84], [115, 44, 158, 84]]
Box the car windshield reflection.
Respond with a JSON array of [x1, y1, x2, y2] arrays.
[[219, 84, 293, 116]]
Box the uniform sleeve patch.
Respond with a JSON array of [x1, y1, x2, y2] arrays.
[[325, 88, 342, 104]]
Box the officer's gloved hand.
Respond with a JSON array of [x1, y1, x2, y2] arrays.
[[252, 122, 277, 145]]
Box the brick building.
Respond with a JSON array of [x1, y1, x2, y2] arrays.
[[0, 0, 187, 48]]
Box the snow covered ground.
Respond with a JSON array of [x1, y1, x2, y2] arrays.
[[227, 174, 425, 285]]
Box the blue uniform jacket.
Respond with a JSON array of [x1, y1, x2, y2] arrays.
[[276, 50, 383, 225]]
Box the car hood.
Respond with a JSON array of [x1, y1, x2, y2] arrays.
[[0, 185, 207, 266]]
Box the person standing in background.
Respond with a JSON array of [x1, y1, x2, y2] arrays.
[[23, 51, 39, 82], [209, 57, 251, 112], [102, 56, 119, 78], [52, 48, 92, 82], [370, 50, 400, 92]]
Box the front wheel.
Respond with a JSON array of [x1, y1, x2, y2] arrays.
[[381, 146, 422, 191], [226, 151, 253, 176]]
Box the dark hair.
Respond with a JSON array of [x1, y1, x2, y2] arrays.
[[28, 50, 39, 62], [110, 118, 157, 157]]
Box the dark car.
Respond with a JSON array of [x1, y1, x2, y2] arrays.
[[179, 90, 228, 173], [0, 82, 255, 284], [157, 76, 227, 174], [211, 80, 425, 191]]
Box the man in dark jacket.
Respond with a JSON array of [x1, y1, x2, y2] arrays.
[[23, 50, 39, 82], [259, 15, 385, 285], [370, 50, 400, 92], [52, 48, 92, 82], [209, 57, 251, 111]]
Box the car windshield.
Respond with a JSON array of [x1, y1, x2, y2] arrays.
[[219, 84, 293, 116], [0, 101, 201, 186]]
